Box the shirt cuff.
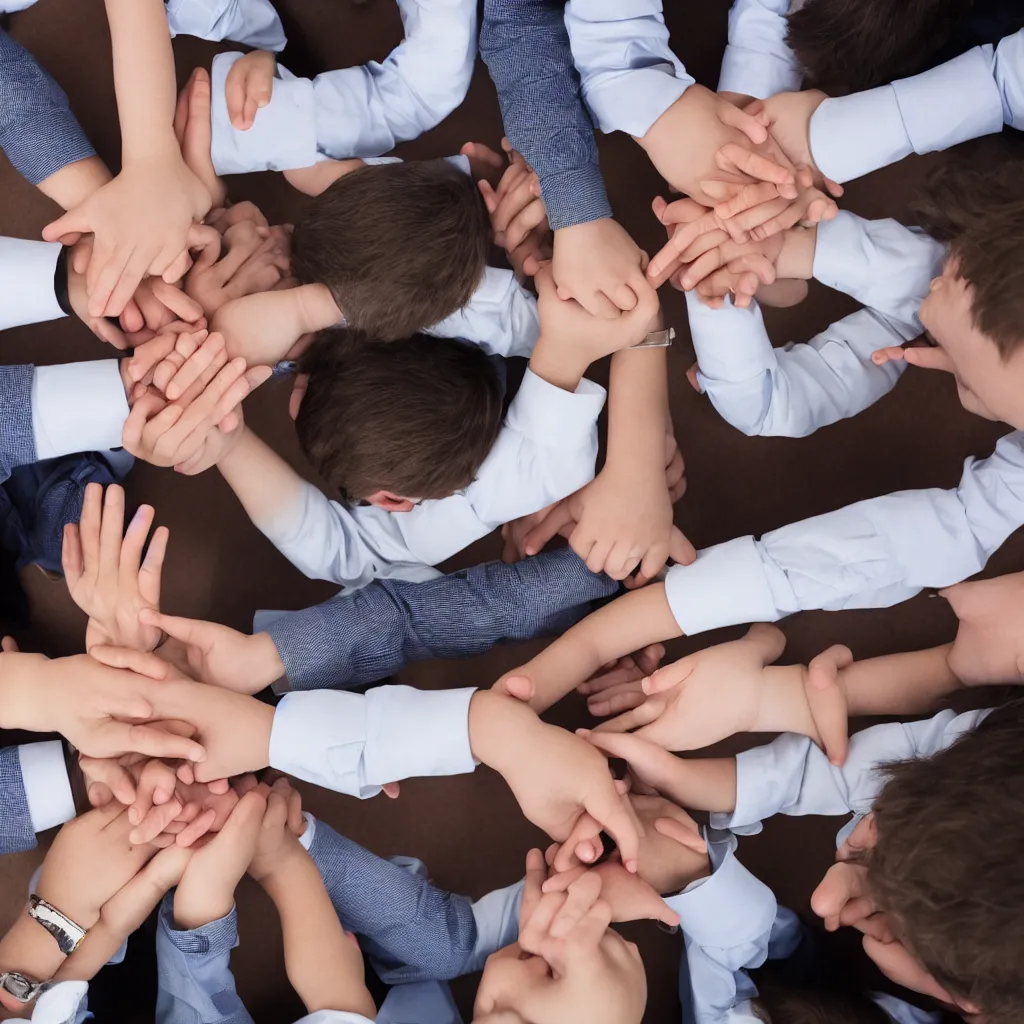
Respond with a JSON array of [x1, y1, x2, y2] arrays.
[[811, 211, 873, 294], [662, 834, 776, 947], [159, 897, 239, 955], [507, 369, 607, 446], [31, 981, 90, 1024], [363, 685, 477, 785], [298, 811, 317, 851], [718, 48, 802, 99], [17, 741, 75, 834], [541, 165, 613, 232], [587, 68, 694, 137], [31, 360, 129, 460], [0, 239, 67, 332], [686, 291, 774, 383], [891, 45, 1004, 155], [664, 536, 780, 634], [809, 88, 913, 184], [210, 52, 318, 175]]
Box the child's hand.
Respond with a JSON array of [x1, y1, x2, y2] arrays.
[[943, 571, 1024, 686], [552, 217, 655, 319], [172, 787, 269, 929], [225, 49, 276, 130], [43, 154, 212, 319], [478, 141, 551, 272], [171, 408, 249, 477], [121, 354, 272, 469], [184, 219, 290, 316], [576, 645, 666, 718], [534, 264, 660, 370], [742, 90, 830, 186], [803, 643, 854, 766], [35, 804, 167, 932], [174, 67, 226, 208], [137, 606, 284, 693], [592, 624, 786, 748], [62, 484, 168, 654], [247, 778, 308, 885], [460, 140, 505, 189]]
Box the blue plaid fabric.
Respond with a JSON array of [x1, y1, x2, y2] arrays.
[[480, 0, 613, 231], [0, 27, 96, 185], [156, 898, 255, 1024], [308, 819, 477, 984], [267, 546, 619, 692], [0, 744, 36, 855]]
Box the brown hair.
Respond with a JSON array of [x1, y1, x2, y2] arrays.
[[786, 0, 973, 95], [866, 699, 1024, 1024], [291, 159, 490, 342], [751, 984, 891, 1024], [295, 329, 504, 503], [911, 149, 1024, 359]]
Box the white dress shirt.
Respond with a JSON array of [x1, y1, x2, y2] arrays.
[[718, 0, 802, 99], [811, 29, 1024, 183], [710, 708, 988, 833], [666, 211, 1024, 636], [269, 685, 477, 798], [17, 740, 76, 834], [257, 369, 605, 588], [164, 0, 287, 51], [209, 0, 476, 172], [689, 211, 943, 438], [563, 0, 694, 138], [0, 237, 130, 457]]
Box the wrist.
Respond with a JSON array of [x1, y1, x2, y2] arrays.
[[295, 284, 343, 333], [0, 916, 66, 985], [774, 225, 817, 281], [0, 653, 53, 731], [751, 666, 821, 741], [468, 689, 538, 773], [256, 844, 313, 896], [173, 893, 234, 933], [528, 334, 587, 393]]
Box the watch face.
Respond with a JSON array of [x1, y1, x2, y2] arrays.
[[2, 973, 34, 1001]]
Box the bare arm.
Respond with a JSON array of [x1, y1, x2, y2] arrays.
[[842, 644, 960, 716], [505, 583, 683, 712], [262, 852, 376, 1018], [36, 157, 112, 210]]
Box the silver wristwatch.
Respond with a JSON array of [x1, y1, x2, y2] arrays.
[[633, 326, 675, 349], [0, 971, 54, 1004], [28, 895, 87, 956]]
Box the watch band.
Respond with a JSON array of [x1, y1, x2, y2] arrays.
[[28, 896, 87, 956], [633, 326, 675, 349], [0, 971, 52, 1005]]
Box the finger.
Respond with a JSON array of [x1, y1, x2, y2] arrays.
[[653, 816, 708, 855], [164, 334, 226, 401], [552, 814, 603, 872], [175, 807, 218, 847], [585, 788, 643, 874], [522, 501, 575, 556], [130, 759, 178, 825], [116, 499, 152, 584], [805, 644, 854, 765], [161, 248, 194, 287], [503, 198, 548, 254], [592, 696, 666, 734], [550, 871, 603, 938], [97, 720, 206, 763], [901, 345, 956, 374], [500, 675, 535, 703], [79, 756, 137, 806], [587, 687, 649, 719], [541, 865, 588, 893], [716, 144, 794, 187], [101, 248, 153, 319], [129, 798, 184, 845], [668, 528, 697, 566], [519, 847, 548, 930], [61, 522, 84, 594], [128, 332, 179, 383], [717, 100, 769, 145], [713, 181, 780, 222], [87, 644, 169, 681], [643, 657, 692, 695]]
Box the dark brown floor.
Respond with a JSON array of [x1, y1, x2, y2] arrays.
[[1, 1, 1019, 1021]]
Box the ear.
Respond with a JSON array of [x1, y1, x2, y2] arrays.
[[365, 490, 415, 512]]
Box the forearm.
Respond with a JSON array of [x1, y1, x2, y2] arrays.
[[103, 0, 178, 160], [0, 653, 54, 732], [0, 917, 65, 988], [480, 0, 610, 230], [605, 345, 668, 476], [263, 856, 374, 1017], [841, 645, 961, 717], [36, 156, 112, 210], [517, 584, 683, 712], [659, 757, 738, 814], [217, 428, 311, 535]]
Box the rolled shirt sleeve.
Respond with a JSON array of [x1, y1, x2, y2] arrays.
[[564, 0, 693, 138], [165, 0, 287, 51], [718, 0, 802, 100], [32, 360, 129, 460], [665, 430, 1024, 635], [0, 237, 66, 332], [810, 33, 1021, 183], [713, 709, 988, 832], [18, 740, 74, 834], [269, 685, 477, 798]]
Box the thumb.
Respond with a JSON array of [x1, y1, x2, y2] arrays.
[[654, 816, 708, 855], [501, 675, 535, 703], [668, 527, 697, 566], [642, 659, 692, 696], [586, 787, 643, 874], [805, 644, 853, 766], [523, 501, 575, 556], [42, 209, 89, 243], [139, 608, 212, 651], [88, 645, 170, 681], [717, 100, 768, 145]]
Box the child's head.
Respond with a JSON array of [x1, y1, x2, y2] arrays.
[[751, 983, 892, 1024], [785, 0, 972, 95], [864, 700, 1024, 1022], [294, 330, 504, 508], [912, 155, 1024, 429], [291, 159, 491, 342]]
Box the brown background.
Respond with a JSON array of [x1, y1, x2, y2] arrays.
[[0, 1, 1018, 1020]]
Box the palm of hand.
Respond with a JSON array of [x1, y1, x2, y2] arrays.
[[80, 574, 163, 654]]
